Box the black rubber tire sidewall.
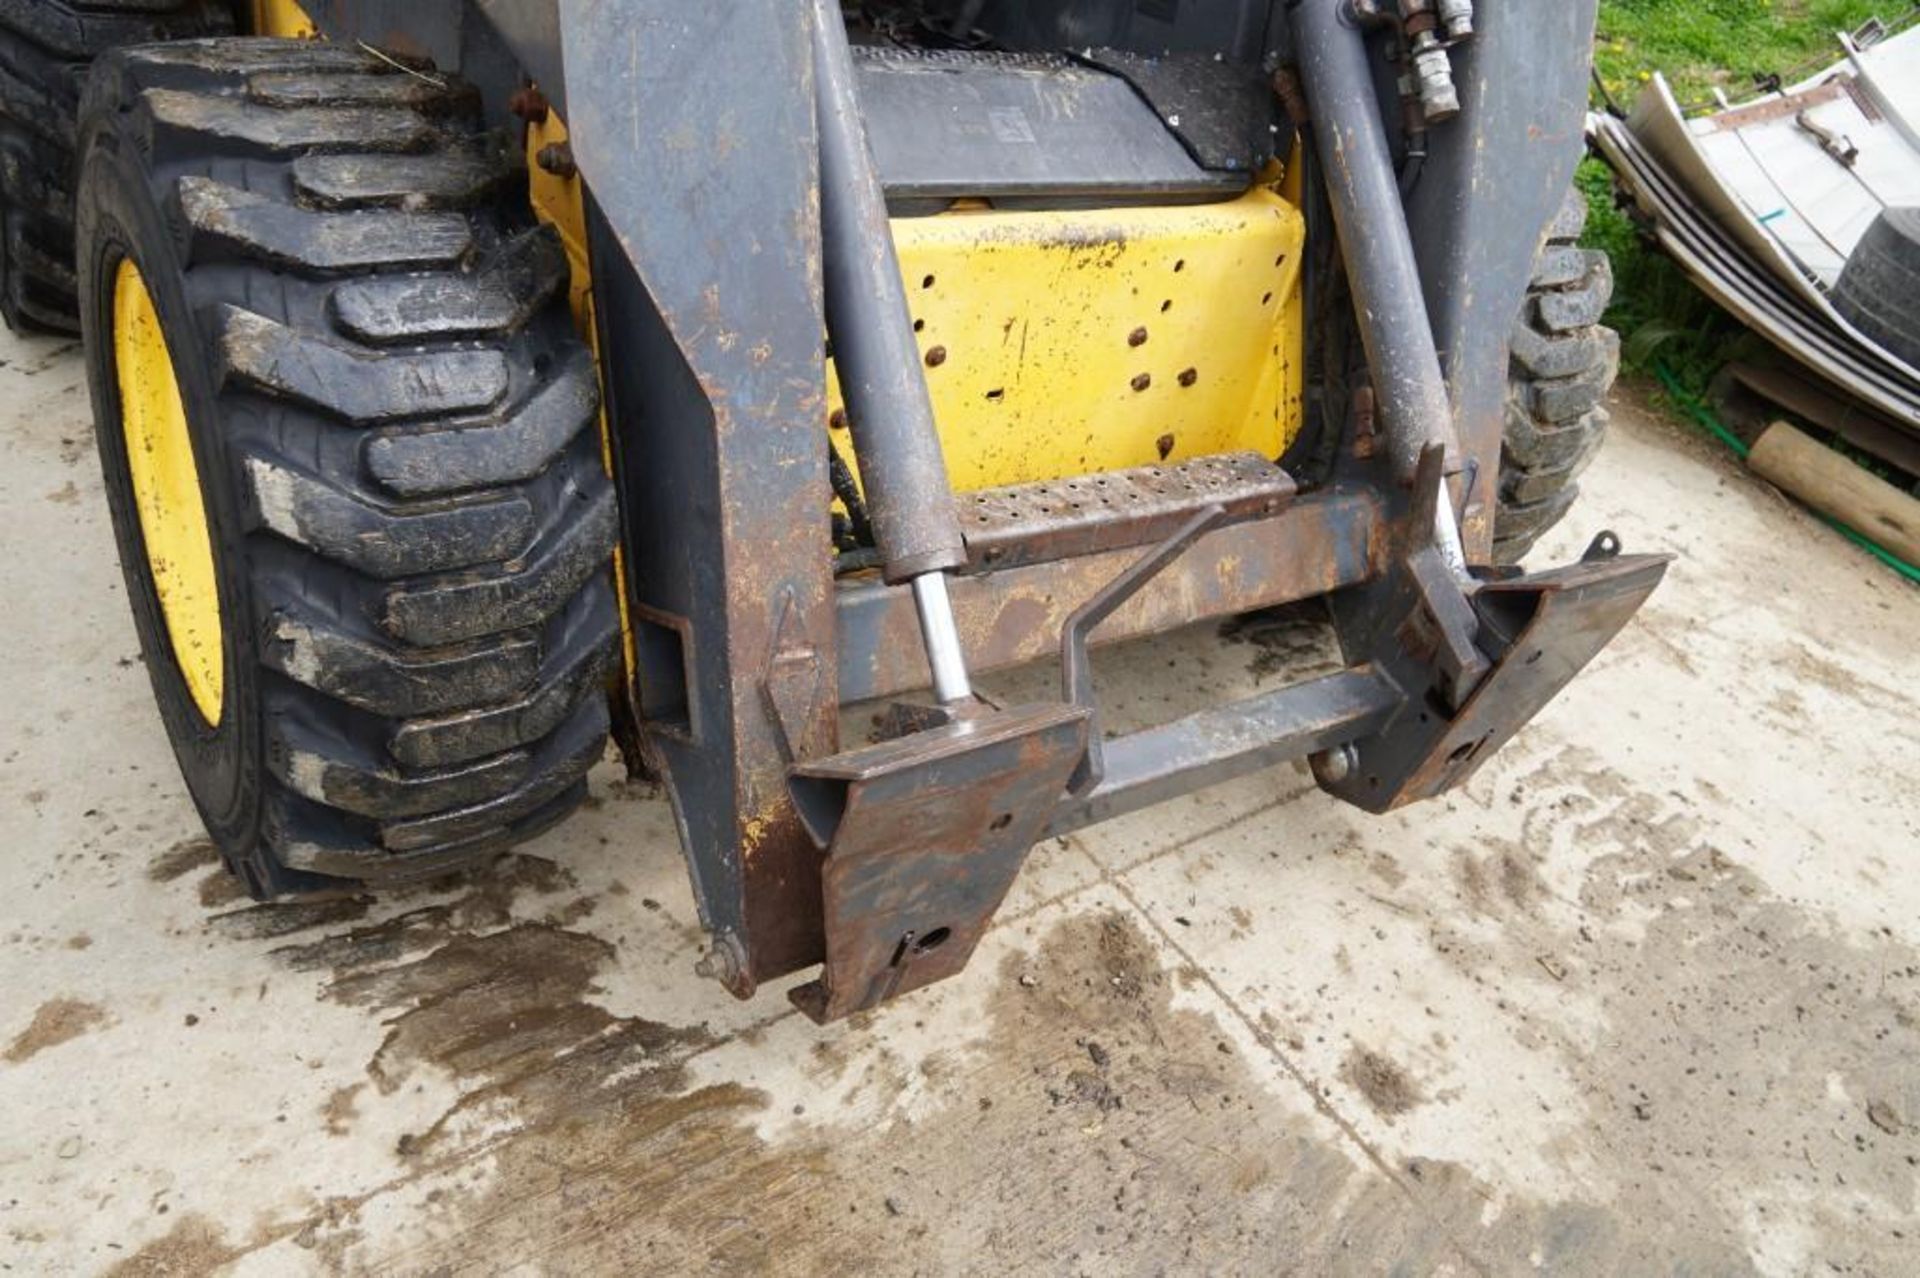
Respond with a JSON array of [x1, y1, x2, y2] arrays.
[[77, 115, 265, 870]]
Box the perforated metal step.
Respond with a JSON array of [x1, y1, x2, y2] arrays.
[[959, 452, 1296, 571]]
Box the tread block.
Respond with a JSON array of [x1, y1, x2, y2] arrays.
[[262, 608, 540, 718], [392, 632, 618, 770], [143, 87, 435, 156], [179, 176, 472, 272], [274, 730, 532, 821], [1545, 188, 1588, 242], [1509, 321, 1608, 382], [1502, 432, 1604, 504], [379, 700, 608, 852], [277, 781, 583, 882], [292, 144, 515, 211], [330, 229, 566, 345], [1531, 244, 1588, 290], [244, 456, 534, 578], [1519, 328, 1618, 424], [1493, 484, 1581, 545], [1, 212, 79, 332], [116, 37, 374, 81], [380, 482, 618, 646], [247, 71, 469, 112], [0, 133, 76, 217], [7, 215, 75, 290], [364, 345, 599, 496], [1533, 253, 1612, 333], [0, 60, 74, 147], [0, 0, 232, 61], [126, 39, 379, 72], [216, 305, 509, 422], [1504, 402, 1610, 474]]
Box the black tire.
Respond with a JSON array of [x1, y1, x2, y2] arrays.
[[77, 38, 621, 895], [1496, 190, 1621, 565], [0, 0, 233, 333], [1833, 207, 1920, 371]]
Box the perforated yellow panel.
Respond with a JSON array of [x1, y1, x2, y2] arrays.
[[529, 106, 1305, 500], [830, 186, 1307, 493]]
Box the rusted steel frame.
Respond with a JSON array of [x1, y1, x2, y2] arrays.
[[1045, 667, 1403, 838], [1320, 547, 1671, 814], [835, 489, 1382, 705], [562, 2, 838, 995]]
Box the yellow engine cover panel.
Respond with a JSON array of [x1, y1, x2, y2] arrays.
[[830, 186, 1307, 493]]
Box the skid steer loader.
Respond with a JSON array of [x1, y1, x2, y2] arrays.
[[3, 0, 1663, 1021]]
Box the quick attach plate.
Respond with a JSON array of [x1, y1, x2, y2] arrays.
[[788, 704, 1090, 1023]]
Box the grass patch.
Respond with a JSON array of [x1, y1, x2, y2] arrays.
[[1585, 1, 1917, 391], [1594, 0, 1912, 111]]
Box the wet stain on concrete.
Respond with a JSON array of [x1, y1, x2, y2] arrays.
[[195, 870, 247, 910], [323, 1083, 363, 1137], [103, 1214, 242, 1277], [207, 896, 369, 941], [347, 909, 1389, 1273], [5, 997, 109, 1064], [148, 838, 218, 884], [226, 878, 1873, 1274]]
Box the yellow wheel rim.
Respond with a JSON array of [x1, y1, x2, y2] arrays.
[[114, 259, 225, 726]]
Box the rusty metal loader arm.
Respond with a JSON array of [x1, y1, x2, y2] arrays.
[[537, 0, 1669, 1022]]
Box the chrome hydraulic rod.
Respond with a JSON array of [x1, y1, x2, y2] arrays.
[[912, 574, 973, 705]]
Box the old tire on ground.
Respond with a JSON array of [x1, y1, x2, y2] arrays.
[[1832, 207, 1920, 371], [1496, 191, 1621, 564], [0, 0, 234, 333], [76, 38, 621, 895]]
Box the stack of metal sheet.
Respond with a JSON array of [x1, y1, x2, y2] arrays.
[[1589, 19, 1920, 452]]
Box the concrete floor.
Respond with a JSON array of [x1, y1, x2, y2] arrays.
[[1, 322, 1916, 1277]]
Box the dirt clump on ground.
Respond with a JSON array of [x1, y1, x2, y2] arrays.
[[5, 997, 108, 1063], [1342, 1046, 1422, 1118]]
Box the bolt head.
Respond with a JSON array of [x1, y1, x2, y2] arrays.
[[1311, 744, 1359, 787]]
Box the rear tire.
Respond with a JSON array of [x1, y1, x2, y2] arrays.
[[1495, 191, 1620, 565], [1832, 207, 1920, 371], [0, 0, 234, 333], [78, 39, 621, 894]]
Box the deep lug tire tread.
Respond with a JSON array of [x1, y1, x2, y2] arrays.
[[1832, 207, 1920, 371], [1496, 190, 1620, 565], [79, 38, 619, 893], [0, 0, 232, 333]]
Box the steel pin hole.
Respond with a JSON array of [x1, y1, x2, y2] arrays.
[[913, 927, 953, 955], [989, 812, 1014, 831]]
